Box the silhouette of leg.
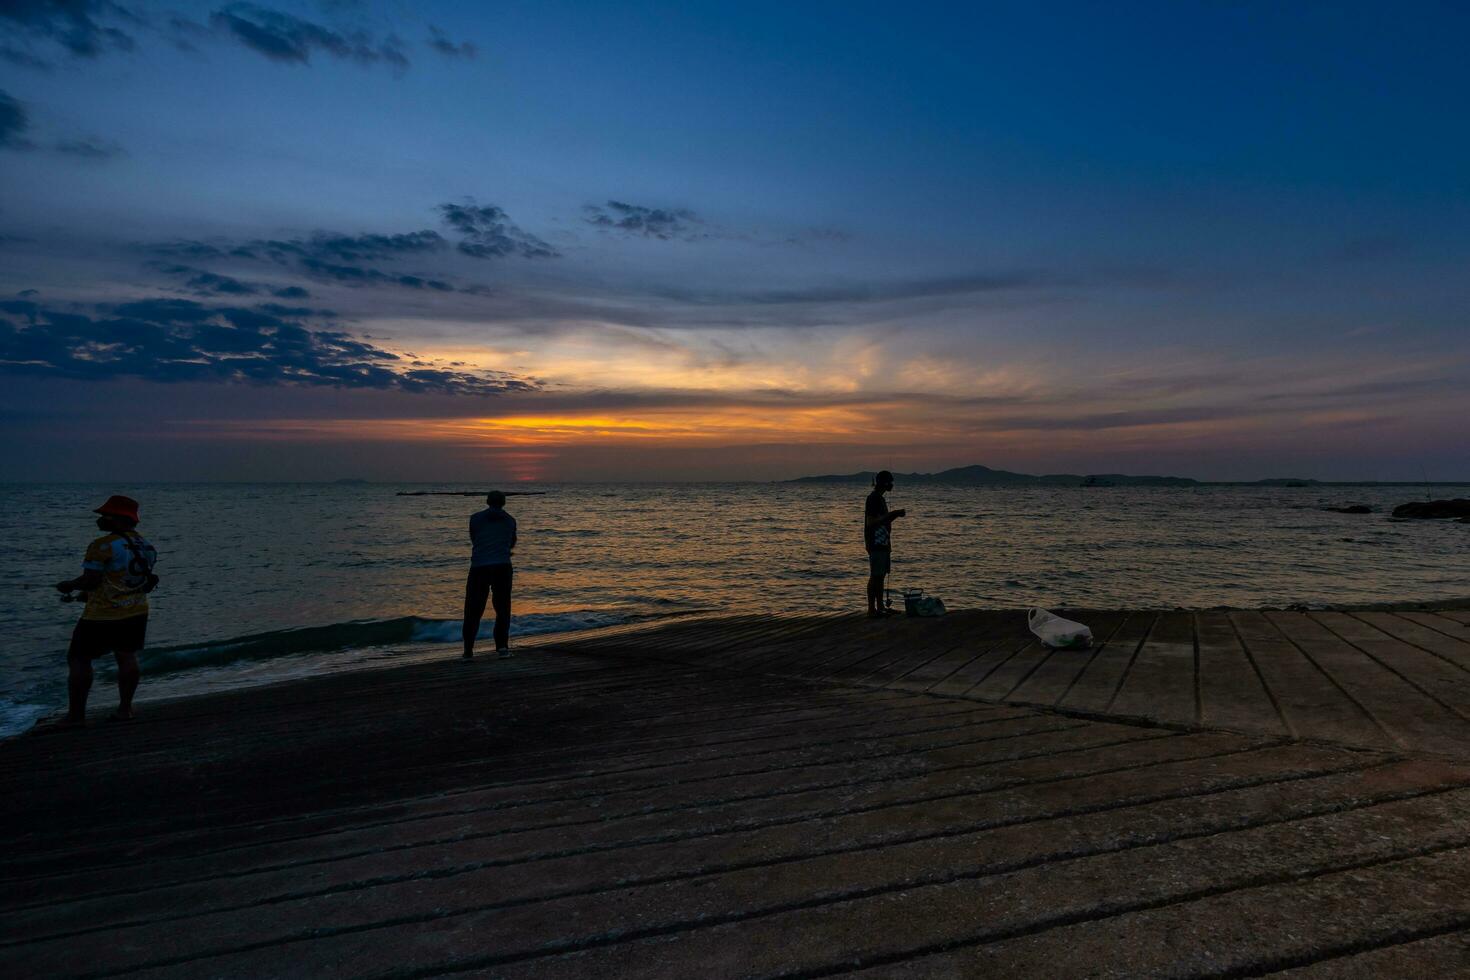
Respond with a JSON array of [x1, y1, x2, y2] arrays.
[[65, 621, 95, 724], [866, 551, 890, 617], [66, 655, 93, 724], [463, 567, 491, 658], [491, 565, 513, 651], [114, 650, 139, 719]]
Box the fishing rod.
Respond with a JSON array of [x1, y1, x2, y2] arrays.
[[395, 491, 549, 497]]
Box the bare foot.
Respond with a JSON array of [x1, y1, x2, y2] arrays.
[[108, 709, 135, 722]]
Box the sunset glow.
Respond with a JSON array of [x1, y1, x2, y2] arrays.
[[1, 3, 1466, 482]]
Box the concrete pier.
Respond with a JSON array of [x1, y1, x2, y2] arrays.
[[5, 607, 1470, 977]]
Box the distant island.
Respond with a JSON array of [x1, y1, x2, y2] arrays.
[[783, 464, 1460, 488]]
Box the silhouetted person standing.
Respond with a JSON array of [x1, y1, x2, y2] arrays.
[[55, 495, 159, 725], [864, 470, 906, 617], [464, 491, 517, 659]]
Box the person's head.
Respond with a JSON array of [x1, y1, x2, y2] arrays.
[[93, 495, 140, 532], [485, 490, 507, 509], [875, 470, 894, 493]]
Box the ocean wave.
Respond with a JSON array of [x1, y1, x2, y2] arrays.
[[139, 608, 695, 677], [0, 700, 50, 740]]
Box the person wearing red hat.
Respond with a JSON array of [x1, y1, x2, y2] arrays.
[[54, 495, 159, 726]]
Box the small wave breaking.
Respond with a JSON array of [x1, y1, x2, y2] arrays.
[[139, 609, 692, 677]]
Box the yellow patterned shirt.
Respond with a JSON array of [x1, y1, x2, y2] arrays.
[[81, 532, 157, 621]]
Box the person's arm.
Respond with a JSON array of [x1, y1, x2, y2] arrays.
[[56, 569, 104, 593], [58, 538, 110, 593], [866, 506, 906, 529]]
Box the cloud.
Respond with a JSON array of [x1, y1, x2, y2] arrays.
[[253, 229, 446, 263], [0, 44, 53, 70], [438, 200, 560, 259], [210, 3, 409, 72], [146, 230, 462, 292], [427, 26, 475, 59], [148, 240, 247, 261], [0, 87, 125, 158], [0, 297, 538, 395], [161, 230, 447, 266], [650, 271, 1052, 308], [0, 0, 136, 61], [153, 264, 313, 299], [0, 89, 32, 150], [53, 135, 124, 159], [153, 264, 262, 296], [584, 201, 705, 241], [143, 205, 553, 298], [296, 258, 454, 290]]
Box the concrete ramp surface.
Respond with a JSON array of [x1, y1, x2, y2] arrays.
[[5, 608, 1470, 977]]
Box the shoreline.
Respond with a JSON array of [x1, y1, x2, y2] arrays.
[[13, 597, 1470, 740]]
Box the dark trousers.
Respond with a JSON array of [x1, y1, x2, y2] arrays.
[[464, 563, 513, 653]]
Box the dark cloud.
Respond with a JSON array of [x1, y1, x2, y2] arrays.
[[148, 240, 246, 261], [438, 201, 560, 259], [254, 229, 446, 263], [584, 201, 705, 241], [650, 271, 1051, 307], [145, 231, 461, 292], [0, 44, 52, 69], [210, 3, 409, 72], [150, 230, 444, 264], [0, 0, 136, 60], [0, 89, 34, 150], [153, 265, 262, 296], [1, 88, 124, 158], [0, 297, 537, 395], [427, 26, 475, 59], [153, 263, 321, 300], [253, 302, 333, 317], [295, 258, 453, 291], [144, 209, 555, 293], [53, 135, 124, 159]]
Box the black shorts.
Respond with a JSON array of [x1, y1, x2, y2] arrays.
[[69, 616, 148, 661], [868, 549, 891, 576]]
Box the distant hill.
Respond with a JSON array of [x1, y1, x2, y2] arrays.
[[784, 464, 1314, 487]]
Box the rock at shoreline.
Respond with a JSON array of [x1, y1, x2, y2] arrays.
[[1392, 498, 1470, 519], [1322, 504, 1372, 514]]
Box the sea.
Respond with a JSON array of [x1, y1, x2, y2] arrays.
[[3, 481, 1467, 737]]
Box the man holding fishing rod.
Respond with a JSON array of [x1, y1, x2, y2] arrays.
[[54, 495, 159, 725], [865, 470, 906, 618]]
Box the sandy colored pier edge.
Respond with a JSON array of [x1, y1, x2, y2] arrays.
[[6, 607, 1470, 978]]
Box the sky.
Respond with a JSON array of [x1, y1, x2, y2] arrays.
[[1, 0, 1467, 482]]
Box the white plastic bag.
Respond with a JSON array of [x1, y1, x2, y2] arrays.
[[1028, 607, 1092, 649]]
